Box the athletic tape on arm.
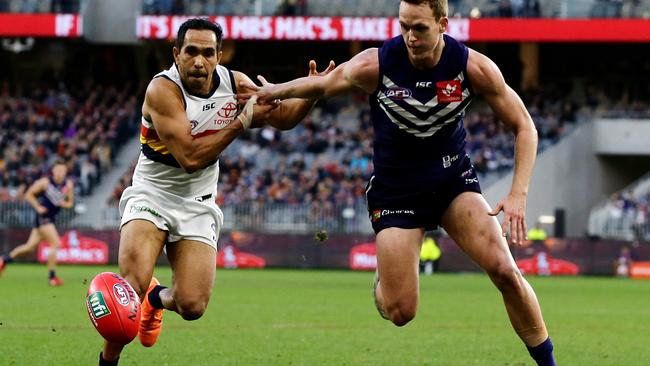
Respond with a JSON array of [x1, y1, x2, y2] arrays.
[[236, 95, 257, 130]]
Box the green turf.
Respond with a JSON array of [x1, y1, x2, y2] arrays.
[[0, 264, 649, 365]]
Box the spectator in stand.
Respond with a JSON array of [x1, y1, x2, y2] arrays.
[[51, 0, 75, 13], [510, 0, 524, 16], [498, 0, 514, 17], [523, 0, 541, 17], [277, 0, 298, 15]]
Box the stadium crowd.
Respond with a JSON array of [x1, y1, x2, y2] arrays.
[[0, 82, 140, 202]]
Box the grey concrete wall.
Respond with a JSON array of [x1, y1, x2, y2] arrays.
[[594, 119, 650, 155], [483, 122, 650, 237]]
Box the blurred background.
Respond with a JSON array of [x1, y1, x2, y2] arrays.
[[1, 0, 649, 277]]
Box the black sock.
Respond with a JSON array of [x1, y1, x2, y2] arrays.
[[147, 285, 167, 309], [2, 254, 13, 263], [527, 337, 556, 366], [48, 270, 56, 279], [98, 352, 119, 366]]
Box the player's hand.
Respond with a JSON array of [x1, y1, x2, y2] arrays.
[[488, 192, 528, 246], [36, 206, 48, 214], [239, 75, 279, 129], [237, 75, 280, 106], [308, 59, 335, 77]]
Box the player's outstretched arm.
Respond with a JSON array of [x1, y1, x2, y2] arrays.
[[143, 77, 247, 174], [235, 60, 337, 130], [467, 49, 538, 245], [243, 48, 379, 104]]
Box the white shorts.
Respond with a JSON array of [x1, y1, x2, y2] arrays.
[[119, 185, 224, 250]]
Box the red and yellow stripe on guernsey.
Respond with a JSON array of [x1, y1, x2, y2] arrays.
[[140, 125, 170, 154], [140, 123, 181, 167]]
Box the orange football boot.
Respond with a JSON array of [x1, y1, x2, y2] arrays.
[[138, 277, 164, 347]]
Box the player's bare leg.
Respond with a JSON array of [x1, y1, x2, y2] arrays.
[[0, 229, 41, 276], [442, 192, 555, 365], [8, 228, 41, 258], [101, 219, 166, 363], [374, 227, 424, 326], [38, 224, 64, 285], [159, 239, 216, 320]]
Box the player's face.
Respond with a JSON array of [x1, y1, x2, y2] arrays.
[[52, 164, 67, 183], [399, 2, 447, 63], [173, 29, 222, 95]]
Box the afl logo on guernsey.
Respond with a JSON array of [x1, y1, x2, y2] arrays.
[[385, 87, 412, 100], [436, 80, 462, 103]]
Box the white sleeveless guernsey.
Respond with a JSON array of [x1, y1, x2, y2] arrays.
[[134, 64, 238, 198]]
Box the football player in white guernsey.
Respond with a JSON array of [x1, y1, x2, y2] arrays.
[[244, 1, 556, 365], [97, 18, 333, 366]]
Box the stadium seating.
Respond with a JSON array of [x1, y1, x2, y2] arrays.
[[0, 83, 141, 202]]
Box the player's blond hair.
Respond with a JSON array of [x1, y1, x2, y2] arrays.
[[401, 0, 448, 20]]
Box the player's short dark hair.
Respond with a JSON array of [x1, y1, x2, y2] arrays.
[[175, 18, 224, 51], [401, 0, 448, 19]]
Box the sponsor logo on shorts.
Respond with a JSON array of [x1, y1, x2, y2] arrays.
[[87, 291, 111, 319], [112, 283, 131, 306], [460, 168, 473, 178], [371, 209, 415, 222], [442, 154, 459, 168], [465, 177, 479, 184], [130, 205, 162, 218], [371, 210, 382, 222]]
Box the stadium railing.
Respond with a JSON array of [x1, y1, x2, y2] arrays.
[[0, 201, 76, 229], [2, 201, 374, 234]]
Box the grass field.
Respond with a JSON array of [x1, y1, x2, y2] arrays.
[[0, 264, 649, 365]]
